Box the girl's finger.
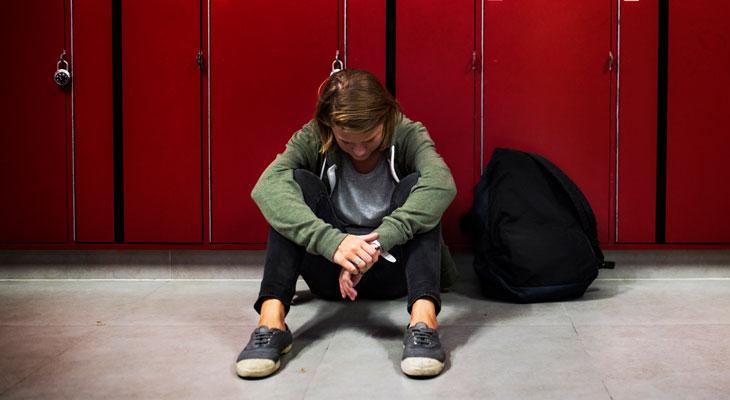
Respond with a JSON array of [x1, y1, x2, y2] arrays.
[[339, 272, 349, 298], [361, 242, 378, 258], [356, 249, 373, 266], [344, 278, 356, 300]]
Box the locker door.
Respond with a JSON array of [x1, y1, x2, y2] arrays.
[[666, 1, 730, 243], [123, 0, 202, 243], [210, 0, 339, 243], [346, 0, 386, 84], [0, 0, 68, 243], [396, 0, 477, 245], [617, 0, 658, 243], [484, 0, 613, 244], [73, 0, 115, 242]]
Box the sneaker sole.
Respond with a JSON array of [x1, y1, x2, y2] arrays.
[[400, 357, 445, 377], [236, 343, 292, 378]]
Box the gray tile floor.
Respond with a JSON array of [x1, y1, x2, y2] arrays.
[[1, 252, 729, 399]]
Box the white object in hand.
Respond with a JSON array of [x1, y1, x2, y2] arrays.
[[370, 240, 396, 263]]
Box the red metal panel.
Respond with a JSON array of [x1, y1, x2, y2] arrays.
[[484, 0, 612, 244], [617, 0, 658, 243], [397, 0, 476, 245], [73, 0, 115, 242], [211, 0, 339, 243], [0, 0, 68, 243], [123, 0, 202, 243], [346, 0, 386, 83], [666, 1, 730, 243], [202, 0, 210, 245]]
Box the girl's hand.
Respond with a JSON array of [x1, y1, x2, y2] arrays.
[[332, 232, 380, 274], [339, 269, 363, 301]]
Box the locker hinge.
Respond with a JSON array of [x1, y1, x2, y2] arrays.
[[197, 50, 205, 70], [471, 50, 481, 71]]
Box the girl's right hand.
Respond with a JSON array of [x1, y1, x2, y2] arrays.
[[332, 232, 380, 274]]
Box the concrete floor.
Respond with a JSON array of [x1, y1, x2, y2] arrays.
[[0, 252, 729, 399]]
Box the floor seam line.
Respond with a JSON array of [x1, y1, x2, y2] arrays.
[[0, 326, 98, 397], [2, 277, 729, 282], [301, 327, 337, 400], [568, 313, 616, 400]]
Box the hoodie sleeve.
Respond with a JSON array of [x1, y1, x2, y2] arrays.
[[374, 120, 457, 251], [251, 122, 348, 260]]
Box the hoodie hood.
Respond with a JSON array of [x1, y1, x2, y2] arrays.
[[319, 145, 401, 193]]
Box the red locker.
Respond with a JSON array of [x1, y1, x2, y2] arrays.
[[484, 0, 613, 244], [210, 0, 340, 243], [396, 0, 477, 245], [123, 0, 202, 243], [616, 0, 658, 243], [666, 1, 730, 243], [0, 0, 69, 243], [73, 0, 115, 242], [346, 0, 386, 84]]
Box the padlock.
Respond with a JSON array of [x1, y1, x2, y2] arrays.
[[54, 57, 72, 87]]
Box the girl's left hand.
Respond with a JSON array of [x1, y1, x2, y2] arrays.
[[339, 269, 363, 301]]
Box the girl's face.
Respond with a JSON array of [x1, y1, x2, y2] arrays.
[[332, 124, 384, 162]]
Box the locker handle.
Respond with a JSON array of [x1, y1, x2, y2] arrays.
[[608, 51, 615, 72], [196, 50, 205, 70]]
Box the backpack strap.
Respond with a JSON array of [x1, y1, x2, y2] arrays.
[[600, 261, 616, 269]]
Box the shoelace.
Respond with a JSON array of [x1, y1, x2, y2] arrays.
[[252, 330, 274, 347], [410, 329, 434, 346]]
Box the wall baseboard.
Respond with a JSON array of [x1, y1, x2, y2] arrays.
[[0, 250, 728, 280]]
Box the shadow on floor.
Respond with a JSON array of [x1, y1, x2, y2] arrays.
[[273, 252, 623, 376], [284, 289, 485, 377]]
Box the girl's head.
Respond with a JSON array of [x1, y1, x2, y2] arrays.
[[315, 69, 401, 157]]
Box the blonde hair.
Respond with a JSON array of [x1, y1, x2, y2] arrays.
[[315, 69, 401, 154]]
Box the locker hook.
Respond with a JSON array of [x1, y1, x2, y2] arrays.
[[331, 50, 344, 76]]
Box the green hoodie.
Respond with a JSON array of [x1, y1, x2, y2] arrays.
[[251, 115, 457, 264]]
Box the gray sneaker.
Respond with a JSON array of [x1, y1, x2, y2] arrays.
[[235, 325, 293, 378], [401, 322, 446, 377]]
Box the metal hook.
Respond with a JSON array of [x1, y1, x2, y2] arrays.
[[330, 50, 343, 76], [57, 50, 69, 70]]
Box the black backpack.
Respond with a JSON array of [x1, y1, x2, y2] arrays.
[[463, 148, 614, 303]]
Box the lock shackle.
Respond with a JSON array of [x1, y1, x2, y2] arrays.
[[331, 59, 343, 75], [56, 50, 70, 70], [330, 50, 343, 76]]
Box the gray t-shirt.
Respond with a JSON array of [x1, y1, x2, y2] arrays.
[[332, 155, 396, 232]]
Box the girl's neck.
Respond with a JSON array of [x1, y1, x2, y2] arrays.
[[350, 152, 381, 174]]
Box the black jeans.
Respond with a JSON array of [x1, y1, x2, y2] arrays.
[[254, 169, 442, 316]]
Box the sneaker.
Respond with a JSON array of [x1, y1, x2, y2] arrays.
[[400, 322, 446, 377], [235, 325, 293, 378]]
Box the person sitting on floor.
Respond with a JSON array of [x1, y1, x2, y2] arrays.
[[235, 69, 457, 378]]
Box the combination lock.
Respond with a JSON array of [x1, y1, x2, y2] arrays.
[[54, 52, 71, 87]]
